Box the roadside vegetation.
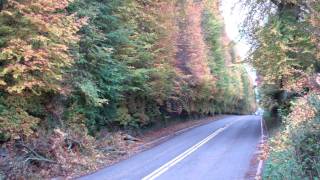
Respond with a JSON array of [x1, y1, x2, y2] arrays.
[[241, 0, 320, 179], [0, 0, 255, 178]]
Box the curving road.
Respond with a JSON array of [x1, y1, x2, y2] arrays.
[[79, 115, 261, 180]]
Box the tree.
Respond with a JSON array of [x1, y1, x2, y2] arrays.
[[0, 0, 84, 139]]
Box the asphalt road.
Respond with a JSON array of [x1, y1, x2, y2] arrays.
[[79, 115, 261, 180]]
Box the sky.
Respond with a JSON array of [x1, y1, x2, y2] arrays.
[[220, 0, 250, 59], [220, 0, 257, 85]]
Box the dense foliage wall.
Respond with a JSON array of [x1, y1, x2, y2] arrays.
[[244, 0, 320, 178], [0, 0, 255, 178], [202, 2, 255, 114], [64, 0, 256, 133]]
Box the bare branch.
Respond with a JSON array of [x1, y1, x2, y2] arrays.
[[24, 156, 56, 164], [19, 143, 56, 164]]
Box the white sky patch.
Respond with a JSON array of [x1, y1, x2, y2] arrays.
[[219, 0, 258, 86], [220, 0, 250, 59]]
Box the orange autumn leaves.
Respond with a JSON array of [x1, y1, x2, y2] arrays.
[[0, 0, 86, 94], [175, 0, 216, 86], [184, 1, 213, 82]]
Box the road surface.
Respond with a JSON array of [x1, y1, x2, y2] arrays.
[[79, 115, 261, 180]]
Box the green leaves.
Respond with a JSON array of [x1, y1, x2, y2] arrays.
[[201, 8, 255, 114], [250, 2, 320, 179], [68, 0, 176, 130], [0, 0, 255, 137], [77, 80, 108, 107], [264, 95, 320, 179]]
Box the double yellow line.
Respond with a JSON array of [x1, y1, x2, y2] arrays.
[[142, 121, 238, 180]]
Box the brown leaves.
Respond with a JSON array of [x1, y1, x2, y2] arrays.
[[0, 0, 86, 94], [288, 96, 316, 127]]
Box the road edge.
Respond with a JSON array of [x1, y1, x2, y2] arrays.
[[255, 116, 268, 179], [137, 116, 228, 151], [75, 115, 232, 179]]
